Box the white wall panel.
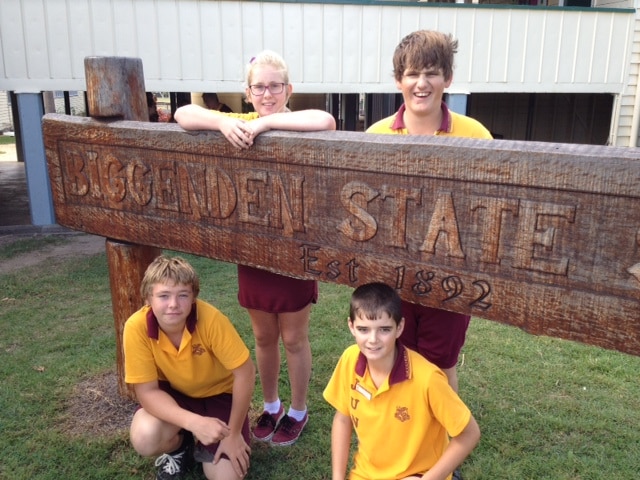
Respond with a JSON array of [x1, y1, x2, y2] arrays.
[[504, 11, 525, 84], [542, 13, 564, 84], [361, 7, 383, 83], [607, 15, 632, 83], [469, 11, 490, 84], [430, 6, 459, 36], [178, 1, 203, 80], [557, 13, 578, 83], [376, 7, 404, 86], [323, 5, 345, 84], [43, 0, 73, 80], [262, 3, 286, 53], [89, 0, 115, 55], [67, 0, 93, 80], [450, 11, 475, 84], [133, 0, 161, 81], [23, 0, 50, 80], [520, 13, 542, 87], [574, 13, 596, 83], [199, 0, 225, 82], [156, 0, 181, 80], [300, 4, 324, 83], [281, 2, 304, 86], [0, 0, 635, 95], [240, 1, 264, 61], [218, 1, 245, 86], [486, 12, 508, 83], [112, 0, 137, 58]]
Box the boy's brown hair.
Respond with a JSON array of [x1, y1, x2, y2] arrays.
[[393, 30, 458, 82], [349, 282, 403, 325], [140, 255, 200, 299]]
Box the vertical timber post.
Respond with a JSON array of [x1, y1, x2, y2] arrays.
[[106, 241, 161, 399], [84, 57, 162, 399]]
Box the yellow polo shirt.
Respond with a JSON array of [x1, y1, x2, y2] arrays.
[[366, 102, 492, 139], [323, 343, 471, 480], [123, 299, 249, 398]]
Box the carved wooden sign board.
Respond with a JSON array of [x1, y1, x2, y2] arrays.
[[43, 114, 640, 355]]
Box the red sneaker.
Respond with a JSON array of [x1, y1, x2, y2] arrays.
[[270, 413, 308, 446], [252, 405, 285, 442]]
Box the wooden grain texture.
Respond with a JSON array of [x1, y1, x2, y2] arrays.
[[106, 240, 162, 400], [43, 114, 640, 355], [84, 57, 148, 121], [84, 57, 152, 397]]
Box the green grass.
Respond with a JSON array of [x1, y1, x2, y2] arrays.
[[0, 135, 16, 145], [1, 235, 640, 479], [0, 234, 67, 260]]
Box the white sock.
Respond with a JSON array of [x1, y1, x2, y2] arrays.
[[264, 399, 281, 415], [287, 406, 307, 422]]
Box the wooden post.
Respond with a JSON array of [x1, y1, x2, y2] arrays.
[[84, 57, 148, 121], [84, 57, 160, 399], [107, 240, 161, 398]]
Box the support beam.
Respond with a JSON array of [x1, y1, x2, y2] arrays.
[[15, 93, 56, 226]]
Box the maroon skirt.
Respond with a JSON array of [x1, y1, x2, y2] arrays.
[[237, 265, 318, 313]]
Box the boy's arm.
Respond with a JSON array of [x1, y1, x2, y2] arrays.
[[331, 410, 354, 480], [213, 357, 256, 476], [134, 380, 231, 441], [419, 415, 481, 480]]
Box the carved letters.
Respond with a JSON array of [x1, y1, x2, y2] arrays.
[[54, 137, 617, 316], [58, 141, 581, 283], [59, 141, 305, 234], [43, 116, 640, 355]]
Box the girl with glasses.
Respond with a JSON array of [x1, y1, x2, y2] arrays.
[[175, 50, 334, 149], [175, 50, 336, 447]]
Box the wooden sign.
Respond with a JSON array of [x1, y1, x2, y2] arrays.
[[43, 114, 640, 355]]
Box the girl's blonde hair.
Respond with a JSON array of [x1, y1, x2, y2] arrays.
[[140, 255, 200, 300], [245, 50, 290, 86]]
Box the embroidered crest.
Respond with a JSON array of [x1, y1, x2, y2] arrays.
[[192, 344, 205, 356], [395, 406, 410, 422]]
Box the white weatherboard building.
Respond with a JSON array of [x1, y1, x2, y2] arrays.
[[1, 0, 639, 225]]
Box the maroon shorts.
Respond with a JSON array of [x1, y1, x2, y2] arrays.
[[400, 301, 470, 369], [237, 265, 318, 313], [158, 381, 250, 459]]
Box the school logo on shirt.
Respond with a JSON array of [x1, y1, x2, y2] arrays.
[[192, 344, 205, 356], [395, 406, 410, 422]]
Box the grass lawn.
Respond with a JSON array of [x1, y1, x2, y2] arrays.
[[0, 134, 16, 145], [1, 235, 639, 479]]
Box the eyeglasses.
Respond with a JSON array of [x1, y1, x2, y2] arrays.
[[248, 83, 287, 96]]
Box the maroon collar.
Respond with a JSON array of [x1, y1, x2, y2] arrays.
[[355, 341, 411, 386], [391, 101, 451, 133], [146, 303, 197, 339]]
